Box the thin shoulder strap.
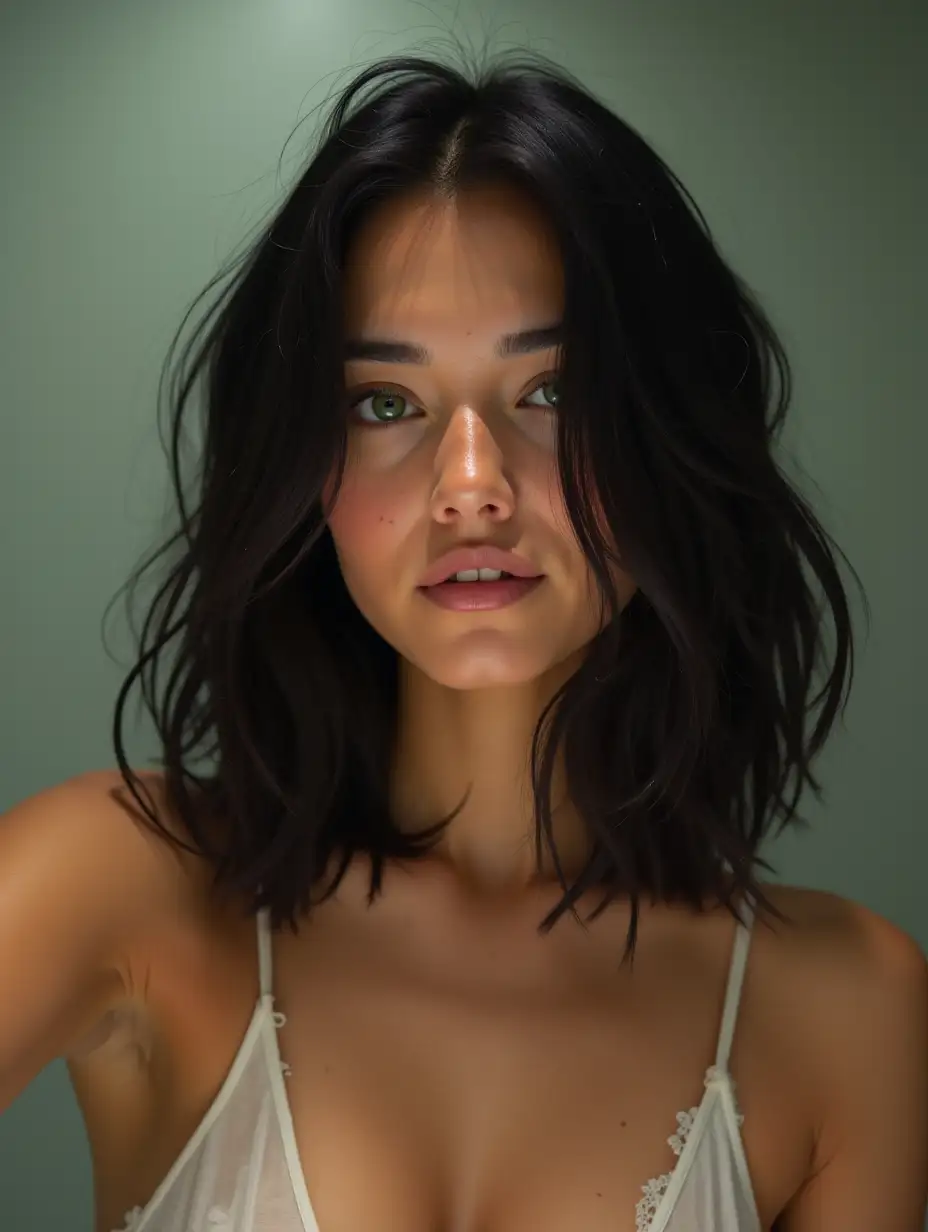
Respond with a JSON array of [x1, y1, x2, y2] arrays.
[[713, 894, 756, 1070], [256, 905, 274, 999]]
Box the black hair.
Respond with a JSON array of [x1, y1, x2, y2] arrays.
[[106, 47, 865, 965]]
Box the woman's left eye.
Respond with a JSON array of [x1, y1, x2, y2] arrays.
[[521, 379, 560, 409]]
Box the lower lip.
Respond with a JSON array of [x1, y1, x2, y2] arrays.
[[418, 576, 544, 611]]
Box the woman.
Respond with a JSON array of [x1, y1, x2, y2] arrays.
[[1, 50, 925, 1232]]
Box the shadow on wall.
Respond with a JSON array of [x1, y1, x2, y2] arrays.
[[0, 1061, 93, 1231]]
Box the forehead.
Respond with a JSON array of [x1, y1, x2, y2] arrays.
[[341, 186, 564, 333]]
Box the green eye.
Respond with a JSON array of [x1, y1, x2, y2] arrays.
[[524, 379, 560, 408], [353, 390, 411, 423]]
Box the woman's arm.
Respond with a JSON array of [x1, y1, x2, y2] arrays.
[[779, 903, 927, 1231]]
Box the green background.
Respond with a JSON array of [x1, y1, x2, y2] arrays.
[[1, 1, 924, 1227]]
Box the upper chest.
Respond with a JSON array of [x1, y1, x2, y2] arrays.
[[74, 872, 819, 1232]]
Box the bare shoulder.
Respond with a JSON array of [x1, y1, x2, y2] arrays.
[[10, 766, 220, 945], [92, 766, 227, 931], [0, 767, 208, 1111], [756, 883, 928, 1229], [755, 882, 926, 1067], [756, 880, 926, 998], [37, 766, 205, 902], [1, 767, 189, 913]]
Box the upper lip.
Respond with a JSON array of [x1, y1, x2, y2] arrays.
[[419, 545, 544, 587]]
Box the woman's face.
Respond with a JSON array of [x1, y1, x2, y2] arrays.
[[327, 184, 636, 691]]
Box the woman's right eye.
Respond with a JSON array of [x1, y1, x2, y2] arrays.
[[350, 389, 417, 425]]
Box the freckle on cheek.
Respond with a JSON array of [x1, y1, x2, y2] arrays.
[[330, 494, 398, 543]]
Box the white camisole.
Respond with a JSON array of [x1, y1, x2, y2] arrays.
[[111, 896, 762, 1232]]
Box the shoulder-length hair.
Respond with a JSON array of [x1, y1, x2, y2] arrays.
[[107, 49, 864, 964]]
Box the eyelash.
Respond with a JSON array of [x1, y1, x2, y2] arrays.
[[348, 374, 560, 425]]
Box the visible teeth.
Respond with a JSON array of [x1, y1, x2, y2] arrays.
[[449, 568, 509, 582]]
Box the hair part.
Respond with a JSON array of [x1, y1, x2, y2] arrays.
[[104, 45, 866, 966]]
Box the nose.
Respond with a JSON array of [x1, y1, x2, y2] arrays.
[[429, 406, 515, 527]]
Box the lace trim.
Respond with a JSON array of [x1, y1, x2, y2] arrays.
[[634, 1066, 745, 1231], [115, 1202, 235, 1230], [113, 1207, 144, 1232], [112, 1199, 234, 1231]]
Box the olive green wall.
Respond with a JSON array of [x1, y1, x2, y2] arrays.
[[1, 1, 924, 1227]]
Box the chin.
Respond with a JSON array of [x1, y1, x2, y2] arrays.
[[429, 665, 544, 691], [407, 640, 580, 692]]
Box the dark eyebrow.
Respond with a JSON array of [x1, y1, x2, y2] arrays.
[[343, 323, 562, 364]]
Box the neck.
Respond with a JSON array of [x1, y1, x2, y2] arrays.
[[388, 655, 592, 895]]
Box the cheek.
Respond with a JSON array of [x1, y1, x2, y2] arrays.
[[325, 470, 408, 586]]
